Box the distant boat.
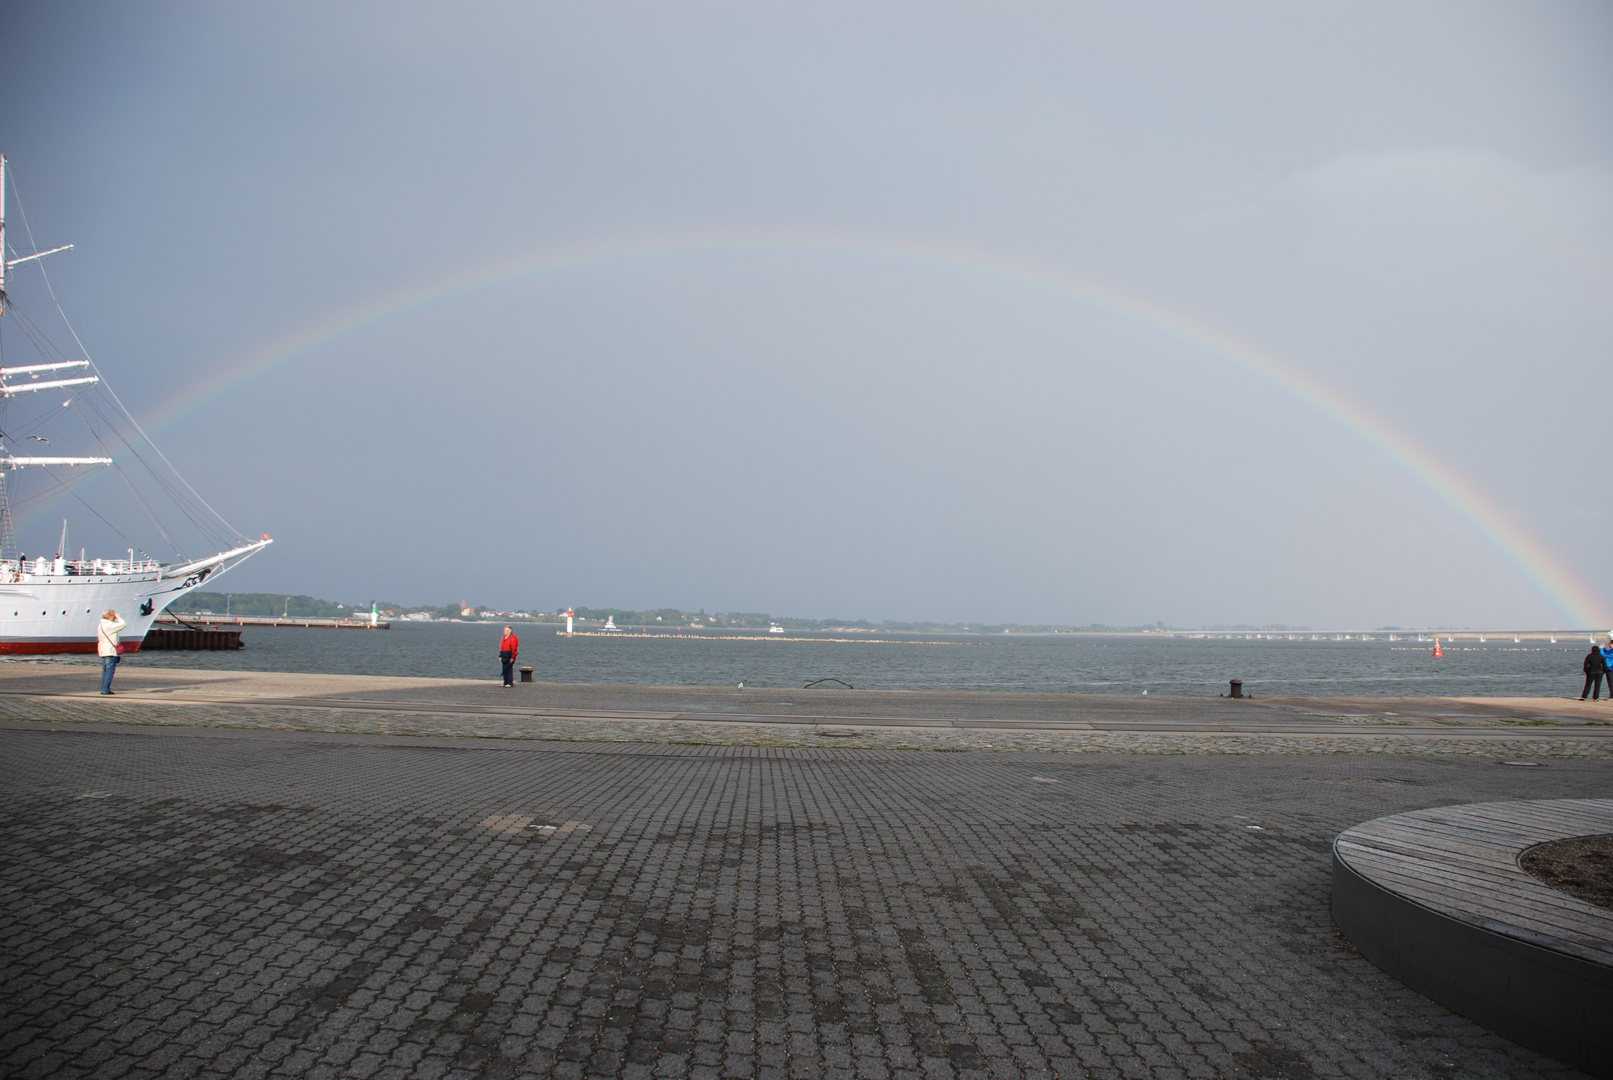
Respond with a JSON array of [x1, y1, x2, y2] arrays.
[[601, 616, 621, 632], [769, 623, 784, 634]]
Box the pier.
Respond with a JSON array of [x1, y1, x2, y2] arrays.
[[139, 625, 243, 650], [158, 613, 389, 630]]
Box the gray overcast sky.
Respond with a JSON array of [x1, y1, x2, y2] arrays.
[[2, 2, 1609, 627]]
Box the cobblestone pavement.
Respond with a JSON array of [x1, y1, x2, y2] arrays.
[[4, 725, 1609, 1080]]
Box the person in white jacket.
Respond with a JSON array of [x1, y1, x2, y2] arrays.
[[97, 609, 127, 695]]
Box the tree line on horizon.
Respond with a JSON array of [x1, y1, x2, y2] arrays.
[[175, 592, 1243, 633]]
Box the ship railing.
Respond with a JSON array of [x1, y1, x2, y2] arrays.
[[0, 557, 163, 579]]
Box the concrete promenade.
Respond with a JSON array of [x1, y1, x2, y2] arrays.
[[1, 663, 1611, 756], [2, 664, 1611, 1079]]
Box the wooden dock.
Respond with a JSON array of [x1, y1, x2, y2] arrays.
[[158, 614, 389, 630], [140, 626, 243, 650], [1333, 798, 1613, 1075]]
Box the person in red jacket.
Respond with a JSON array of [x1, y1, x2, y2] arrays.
[[498, 626, 519, 687]]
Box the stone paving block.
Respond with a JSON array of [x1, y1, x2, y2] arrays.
[[2, 728, 1608, 1078]]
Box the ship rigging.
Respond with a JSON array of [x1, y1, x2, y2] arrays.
[[0, 154, 270, 652]]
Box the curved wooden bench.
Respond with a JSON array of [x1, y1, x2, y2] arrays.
[[1333, 798, 1613, 1077]]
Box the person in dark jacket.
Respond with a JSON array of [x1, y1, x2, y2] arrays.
[[498, 626, 519, 688], [1582, 644, 1608, 701]]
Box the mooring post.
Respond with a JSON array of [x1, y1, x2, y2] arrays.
[[1228, 678, 1244, 699], [520, 666, 533, 683]]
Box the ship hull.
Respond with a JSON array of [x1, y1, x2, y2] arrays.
[[0, 568, 213, 655], [0, 639, 144, 654]]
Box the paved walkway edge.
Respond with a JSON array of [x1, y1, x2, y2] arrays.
[[1332, 827, 1613, 1077]]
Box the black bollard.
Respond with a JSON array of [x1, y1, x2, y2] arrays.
[[519, 666, 533, 683], [1228, 678, 1244, 699]]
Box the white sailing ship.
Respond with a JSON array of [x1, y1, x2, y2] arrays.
[[0, 155, 269, 653]]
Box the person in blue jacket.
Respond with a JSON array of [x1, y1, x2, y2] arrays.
[[1585, 642, 1611, 701], [1603, 638, 1613, 696]]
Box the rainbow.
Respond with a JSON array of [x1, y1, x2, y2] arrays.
[[88, 228, 1613, 626]]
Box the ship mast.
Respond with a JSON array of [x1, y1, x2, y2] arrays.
[[0, 156, 74, 318], [0, 155, 105, 559]]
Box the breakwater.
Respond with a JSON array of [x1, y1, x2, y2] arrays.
[[159, 613, 389, 630]]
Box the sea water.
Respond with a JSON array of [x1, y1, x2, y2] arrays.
[[16, 622, 1600, 698]]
